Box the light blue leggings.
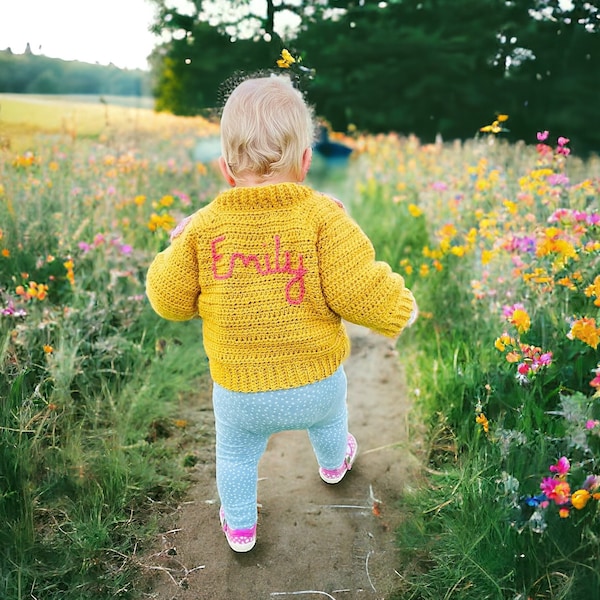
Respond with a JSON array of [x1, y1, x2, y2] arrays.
[[213, 366, 348, 529]]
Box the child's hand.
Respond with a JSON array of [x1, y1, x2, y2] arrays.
[[406, 299, 419, 327], [169, 215, 193, 242]]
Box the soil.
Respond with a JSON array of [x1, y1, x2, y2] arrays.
[[139, 323, 422, 600]]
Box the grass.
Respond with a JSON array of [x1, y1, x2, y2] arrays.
[[0, 96, 220, 599], [348, 131, 600, 599]]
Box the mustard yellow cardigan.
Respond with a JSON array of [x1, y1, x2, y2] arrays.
[[146, 183, 415, 392]]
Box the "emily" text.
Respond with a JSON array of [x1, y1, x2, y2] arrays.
[[210, 234, 307, 305]]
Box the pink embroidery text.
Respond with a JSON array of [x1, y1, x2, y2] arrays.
[[210, 235, 307, 305]]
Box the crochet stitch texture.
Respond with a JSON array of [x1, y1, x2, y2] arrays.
[[146, 183, 415, 392]]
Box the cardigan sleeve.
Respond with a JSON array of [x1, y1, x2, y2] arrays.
[[145, 224, 201, 321], [317, 209, 416, 337]]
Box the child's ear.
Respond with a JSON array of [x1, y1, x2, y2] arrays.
[[219, 157, 236, 187], [300, 147, 312, 180]]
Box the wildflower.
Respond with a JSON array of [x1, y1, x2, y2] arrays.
[[584, 275, 600, 307], [570, 489, 591, 510], [583, 475, 600, 492], [549, 456, 570, 476], [559, 508, 570, 518], [277, 49, 296, 68], [1, 300, 27, 317], [541, 477, 571, 504], [43, 344, 54, 354], [64, 259, 75, 286], [148, 213, 176, 233], [1, 248, 9, 257], [408, 203, 422, 217], [567, 317, 600, 349], [476, 412, 489, 433], [585, 419, 600, 430], [590, 368, 600, 390], [537, 130, 549, 142], [503, 303, 531, 334]]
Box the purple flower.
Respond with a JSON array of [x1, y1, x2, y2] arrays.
[[547, 174, 570, 186]]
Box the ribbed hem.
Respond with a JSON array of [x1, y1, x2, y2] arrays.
[[210, 343, 350, 393]]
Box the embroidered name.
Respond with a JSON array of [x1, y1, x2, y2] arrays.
[[210, 234, 307, 305]]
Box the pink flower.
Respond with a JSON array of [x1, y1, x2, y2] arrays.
[[538, 352, 553, 366], [540, 477, 571, 505], [557, 136, 570, 147], [585, 419, 599, 430], [549, 456, 570, 475], [537, 130, 549, 142]]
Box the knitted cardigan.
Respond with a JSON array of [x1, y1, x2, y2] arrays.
[[146, 183, 415, 393]]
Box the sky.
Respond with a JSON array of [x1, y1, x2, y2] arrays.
[[0, 0, 160, 70]]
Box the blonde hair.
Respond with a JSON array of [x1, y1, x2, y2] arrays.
[[220, 75, 315, 182]]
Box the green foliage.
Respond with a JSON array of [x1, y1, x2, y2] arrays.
[[148, 0, 600, 155]]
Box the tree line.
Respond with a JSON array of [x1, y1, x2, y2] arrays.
[[148, 0, 600, 155], [0, 46, 151, 97]]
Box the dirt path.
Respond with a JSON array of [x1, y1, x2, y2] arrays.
[[141, 324, 420, 600]]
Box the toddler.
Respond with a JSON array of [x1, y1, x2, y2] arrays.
[[146, 75, 417, 552]]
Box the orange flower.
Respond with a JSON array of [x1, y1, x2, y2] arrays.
[[568, 317, 600, 349]]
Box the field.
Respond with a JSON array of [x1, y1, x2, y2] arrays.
[[1, 95, 599, 599]]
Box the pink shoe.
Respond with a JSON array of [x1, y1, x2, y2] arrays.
[[319, 433, 358, 484], [219, 507, 257, 552]]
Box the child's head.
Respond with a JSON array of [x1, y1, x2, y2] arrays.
[[219, 75, 315, 184]]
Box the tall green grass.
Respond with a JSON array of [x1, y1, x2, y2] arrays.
[[348, 132, 600, 599], [1, 100, 220, 598]]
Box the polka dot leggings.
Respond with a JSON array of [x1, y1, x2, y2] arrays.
[[212, 366, 348, 529]]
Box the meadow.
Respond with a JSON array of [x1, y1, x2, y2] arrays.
[[1, 96, 599, 599]]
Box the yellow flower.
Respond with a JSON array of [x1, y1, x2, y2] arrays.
[[1, 248, 9, 257], [277, 49, 296, 68], [481, 250, 494, 265], [43, 345, 54, 354], [408, 203, 422, 217], [584, 275, 600, 307], [511, 309, 531, 334], [571, 489, 591, 510], [159, 194, 174, 208], [497, 114, 509, 122], [568, 317, 600, 349]]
